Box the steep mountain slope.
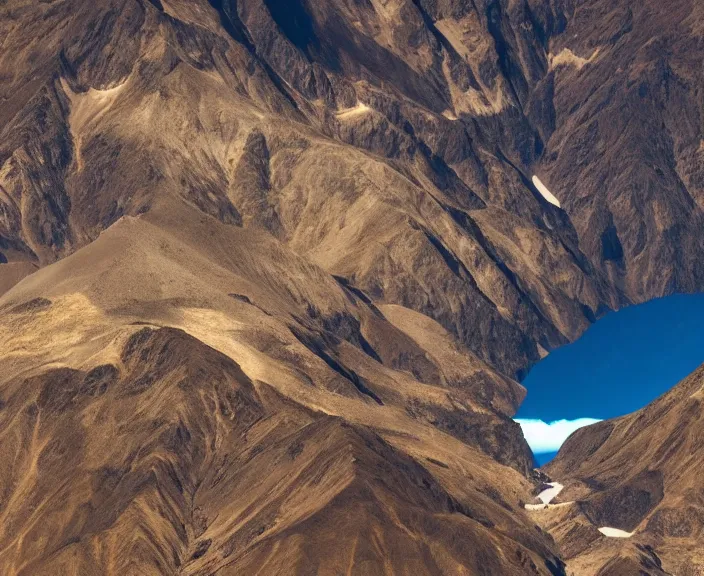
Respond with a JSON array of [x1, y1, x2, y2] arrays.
[[541, 363, 704, 575], [0, 321, 559, 575], [0, 0, 624, 383], [542, 0, 704, 299], [1, 0, 703, 573], [0, 205, 565, 574]]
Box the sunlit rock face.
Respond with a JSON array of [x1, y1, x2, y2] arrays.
[[0, 0, 703, 574]]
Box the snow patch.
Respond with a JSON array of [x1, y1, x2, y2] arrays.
[[525, 501, 573, 511], [598, 527, 633, 538], [538, 482, 564, 504], [336, 102, 371, 120], [525, 503, 548, 511], [524, 482, 565, 510], [532, 176, 561, 208]]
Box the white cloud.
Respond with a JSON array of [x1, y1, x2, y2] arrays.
[[515, 418, 602, 454]]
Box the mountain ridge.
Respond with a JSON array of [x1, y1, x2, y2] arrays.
[[1, 0, 703, 573]]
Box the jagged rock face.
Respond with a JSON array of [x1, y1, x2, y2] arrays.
[[542, 0, 704, 300], [0, 0, 623, 383], [0, 323, 564, 575], [543, 364, 704, 574], [0, 206, 564, 574], [0, 0, 703, 573]]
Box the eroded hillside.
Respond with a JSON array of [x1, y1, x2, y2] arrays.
[[0, 0, 703, 573]]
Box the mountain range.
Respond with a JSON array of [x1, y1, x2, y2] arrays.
[[1, 0, 702, 573]]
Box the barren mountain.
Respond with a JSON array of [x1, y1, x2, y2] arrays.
[[538, 362, 704, 575], [0, 0, 703, 573], [0, 204, 564, 574]]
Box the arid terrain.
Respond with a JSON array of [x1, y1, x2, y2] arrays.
[[529, 363, 704, 575], [0, 0, 703, 574]]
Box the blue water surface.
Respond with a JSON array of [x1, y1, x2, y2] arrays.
[[515, 293, 704, 463]]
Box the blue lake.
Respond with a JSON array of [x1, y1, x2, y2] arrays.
[[515, 293, 704, 464]]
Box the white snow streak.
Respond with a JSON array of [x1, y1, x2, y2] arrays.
[[598, 527, 633, 538], [532, 176, 561, 208], [538, 482, 564, 504], [525, 482, 564, 510], [525, 503, 549, 511], [336, 102, 371, 119]]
